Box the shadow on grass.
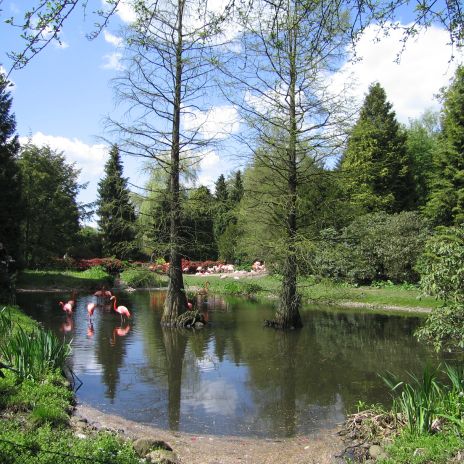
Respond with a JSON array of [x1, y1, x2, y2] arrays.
[[16, 270, 114, 291]]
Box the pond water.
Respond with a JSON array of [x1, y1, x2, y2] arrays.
[[16, 290, 451, 438]]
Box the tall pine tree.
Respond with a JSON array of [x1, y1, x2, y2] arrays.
[[0, 73, 22, 262], [97, 145, 137, 259], [341, 83, 414, 214], [424, 66, 464, 225]]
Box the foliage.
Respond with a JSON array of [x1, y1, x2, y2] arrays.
[[183, 186, 217, 261], [415, 225, 464, 351], [380, 430, 462, 464], [0, 421, 140, 464], [77, 258, 125, 274], [222, 280, 264, 297], [417, 225, 464, 303], [383, 365, 464, 436], [383, 366, 442, 435], [0, 324, 71, 381], [340, 82, 414, 214], [66, 227, 102, 260], [18, 144, 81, 267], [424, 66, 464, 226], [119, 268, 162, 288], [16, 269, 113, 290], [406, 110, 440, 209], [0, 72, 22, 264], [313, 212, 430, 284], [97, 145, 137, 259], [416, 303, 464, 351]]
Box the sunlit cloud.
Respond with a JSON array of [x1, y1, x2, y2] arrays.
[[197, 149, 224, 189], [331, 23, 464, 123], [18, 131, 108, 183], [115, 0, 137, 23], [103, 30, 123, 47], [183, 105, 240, 140], [101, 51, 125, 71]]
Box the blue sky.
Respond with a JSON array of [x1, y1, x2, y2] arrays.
[[0, 1, 463, 222]]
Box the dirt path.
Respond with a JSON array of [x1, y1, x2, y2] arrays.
[[76, 404, 344, 464]]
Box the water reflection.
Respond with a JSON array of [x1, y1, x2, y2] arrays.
[[16, 290, 455, 438]]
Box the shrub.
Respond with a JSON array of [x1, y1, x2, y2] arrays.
[[417, 225, 464, 303], [76, 258, 125, 274], [313, 212, 430, 284], [120, 268, 162, 288], [415, 226, 464, 351], [223, 280, 263, 296]]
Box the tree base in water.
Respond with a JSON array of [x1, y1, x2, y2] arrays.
[[161, 310, 207, 329], [263, 319, 300, 330]]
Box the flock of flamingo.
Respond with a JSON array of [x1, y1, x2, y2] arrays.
[[58, 289, 131, 338]]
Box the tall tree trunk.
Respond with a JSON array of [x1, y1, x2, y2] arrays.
[[275, 14, 302, 329], [162, 0, 187, 325], [162, 327, 187, 430]]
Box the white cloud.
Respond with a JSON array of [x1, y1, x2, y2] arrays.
[[332, 23, 464, 123], [103, 30, 123, 48], [19, 132, 108, 182], [115, 0, 137, 23], [101, 52, 125, 71], [197, 149, 223, 188], [183, 105, 240, 140]]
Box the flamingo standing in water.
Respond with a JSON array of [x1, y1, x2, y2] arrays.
[[67, 290, 77, 309], [87, 302, 96, 321], [59, 301, 73, 315], [109, 296, 131, 323], [103, 289, 113, 299]]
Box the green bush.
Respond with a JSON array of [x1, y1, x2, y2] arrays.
[[417, 225, 464, 303], [415, 226, 464, 351], [223, 280, 263, 296], [313, 212, 430, 284], [120, 268, 162, 288]]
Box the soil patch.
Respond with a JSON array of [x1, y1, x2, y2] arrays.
[[75, 403, 345, 464]]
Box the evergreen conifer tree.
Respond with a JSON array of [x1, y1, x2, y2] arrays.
[[0, 73, 22, 261], [424, 66, 464, 225], [97, 145, 137, 259], [229, 170, 244, 205], [341, 83, 414, 213]]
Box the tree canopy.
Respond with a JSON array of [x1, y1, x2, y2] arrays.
[[341, 82, 414, 214], [0, 73, 22, 262], [97, 145, 137, 259]]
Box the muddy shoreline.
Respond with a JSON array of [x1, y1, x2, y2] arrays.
[[74, 403, 345, 464]]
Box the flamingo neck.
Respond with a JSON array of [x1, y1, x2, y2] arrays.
[[112, 297, 117, 311]]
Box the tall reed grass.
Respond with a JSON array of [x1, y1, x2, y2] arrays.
[[0, 309, 71, 381], [383, 365, 464, 435]]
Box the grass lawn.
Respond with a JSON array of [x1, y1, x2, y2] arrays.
[[16, 268, 114, 290], [183, 274, 442, 310]]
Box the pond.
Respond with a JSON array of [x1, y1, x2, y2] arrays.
[[16, 290, 452, 438]]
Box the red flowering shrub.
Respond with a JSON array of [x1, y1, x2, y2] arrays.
[[76, 258, 125, 274]]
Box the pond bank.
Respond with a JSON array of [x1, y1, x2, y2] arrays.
[[75, 403, 345, 464]]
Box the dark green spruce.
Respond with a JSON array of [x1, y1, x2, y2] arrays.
[[97, 145, 137, 259]]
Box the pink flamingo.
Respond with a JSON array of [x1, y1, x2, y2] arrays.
[[103, 290, 113, 299], [93, 290, 105, 298], [59, 301, 73, 315], [60, 316, 73, 333], [109, 296, 131, 323], [87, 322, 95, 338], [87, 302, 96, 321], [68, 290, 77, 309]]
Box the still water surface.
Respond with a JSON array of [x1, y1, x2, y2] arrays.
[[16, 290, 450, 438]]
